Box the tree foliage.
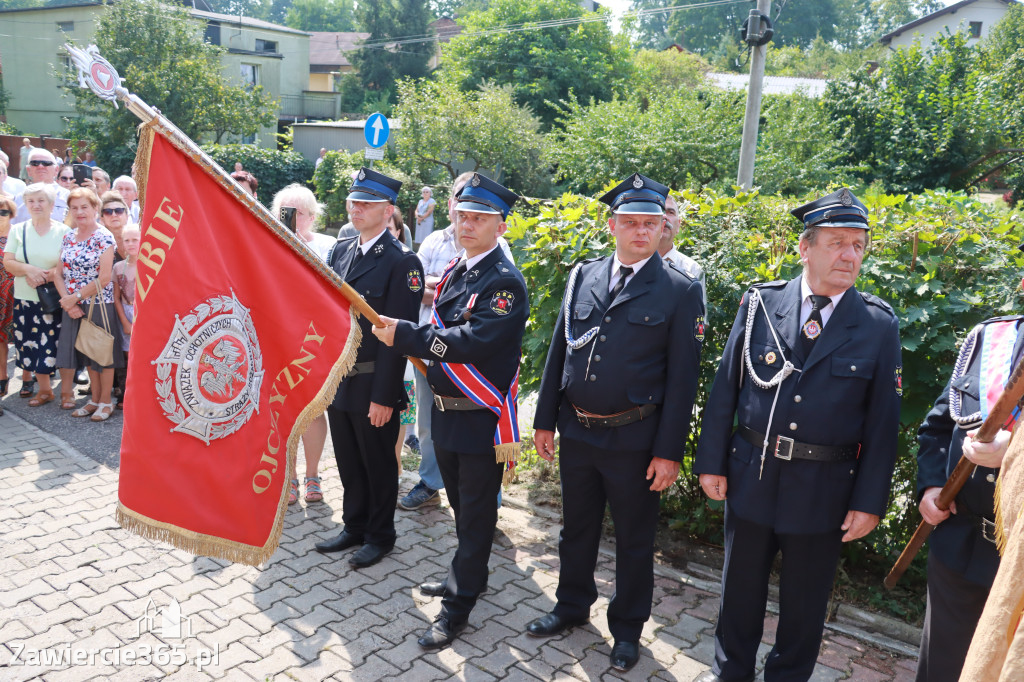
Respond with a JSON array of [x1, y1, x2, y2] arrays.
[[440, 0, 633, 127], [544, 88, 845, 197], [344, 0, 433, 111], [822, 32, 1001, 193], [393, 79, 548, 197], [284, 0, 356, 32], [202, 144, 314, 209], [631, 48, 710, 91], [65, 0, 276, 177]]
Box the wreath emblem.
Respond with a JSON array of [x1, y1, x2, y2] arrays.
[[153, 292, 264, 445]]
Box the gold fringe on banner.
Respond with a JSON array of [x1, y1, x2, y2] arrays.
[[133, 119, 158, 215]]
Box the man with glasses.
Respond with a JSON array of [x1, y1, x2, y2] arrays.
[[13, 149, 68, 222]]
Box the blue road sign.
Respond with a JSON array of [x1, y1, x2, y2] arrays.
[[364, 113, 390, 149]]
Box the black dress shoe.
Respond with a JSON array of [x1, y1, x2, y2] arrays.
[[314, 531, 363, 554], [417, 616, 466, 649], [419, 581, 447, 597], [525, 612, 588, 637], [610, 640, 640, 672], [348, 543, 393, 568]]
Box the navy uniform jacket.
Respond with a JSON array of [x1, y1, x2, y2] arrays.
[[916, 316, 1022, 586], [534, 254, 704, 461], [391, 248, 528, 455], [695, 276, 902, 535], [327, 231, 423, 412]]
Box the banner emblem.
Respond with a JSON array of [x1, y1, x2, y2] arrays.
[[154, 292, 264, 445]]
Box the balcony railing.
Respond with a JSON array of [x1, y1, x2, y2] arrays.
[[278, 92, 341, 120]]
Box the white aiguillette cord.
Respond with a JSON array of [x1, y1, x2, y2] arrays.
[[742, 288, 801, 479]]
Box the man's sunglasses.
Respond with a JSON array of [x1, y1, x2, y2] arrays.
[[102, 207, 127, 216], [0, 209, 11, 217], [29, 160, 55, 167]]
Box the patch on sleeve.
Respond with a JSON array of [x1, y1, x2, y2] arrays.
[[430, 337, 448, 358], [490, 290, 514, 316], [895, 366, 903, 397], [694, 315, 706, 342], [407, 270, 423, 293]]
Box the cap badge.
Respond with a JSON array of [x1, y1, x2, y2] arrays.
[[357, 169, 366, 181], [471, 174, 481, 187], [632, 175, 643, 189], [839, 188, 852, 206]]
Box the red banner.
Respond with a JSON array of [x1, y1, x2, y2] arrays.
[[116, 124, 358, 565]]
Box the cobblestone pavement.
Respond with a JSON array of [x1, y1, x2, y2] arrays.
[[0, 413, 919, 681]]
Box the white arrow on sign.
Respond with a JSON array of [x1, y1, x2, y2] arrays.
[[371, 116, 384, 147]]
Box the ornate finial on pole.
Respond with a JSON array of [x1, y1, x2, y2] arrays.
[[64, 43, 158, 123]]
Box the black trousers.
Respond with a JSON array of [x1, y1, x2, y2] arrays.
[[712, 508, 843, 682], [435, 444, 504, 624], [552, 437, 661, 642], [326, 405, 400, 547], [915, 552, 991, 682]]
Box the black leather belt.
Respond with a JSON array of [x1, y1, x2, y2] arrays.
[[433, 395, 487, 412], [737, 425, 860, 462], [573, 403, 657, 429], [345, 361, 375, 378]]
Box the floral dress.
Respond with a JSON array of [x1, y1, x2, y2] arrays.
[[0, 234, 13, 344], [61, 228, 116, 301]]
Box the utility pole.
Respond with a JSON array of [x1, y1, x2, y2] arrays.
[[737, 0, 772, 190]]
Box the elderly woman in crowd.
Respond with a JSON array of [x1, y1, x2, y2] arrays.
[[2, 183, 70, 406], [270, 183, 330, 504], [0, 194, 15, 413], [53, 187, 123, 422], [99, 191, 131, 259], [57, 166, 76, 193], [414, 186, 435, 245]]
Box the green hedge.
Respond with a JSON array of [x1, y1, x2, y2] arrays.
[[507, 187, 1024, 591], [201, 144, 314, 209]]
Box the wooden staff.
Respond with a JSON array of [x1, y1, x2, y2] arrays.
[[884, 355, 1024, 589], [340, 281, 428, 375]]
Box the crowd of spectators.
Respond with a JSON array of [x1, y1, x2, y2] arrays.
[[0, 141, 135, 421]]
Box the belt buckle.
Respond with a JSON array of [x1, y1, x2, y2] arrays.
[[577, 412, 591, 429], [982, 518, 997, 544], [433, 395, 445, 412], [774, 436, 794, 461]]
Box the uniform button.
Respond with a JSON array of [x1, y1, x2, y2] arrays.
[[604, 316, 611, 323], [850, 365, 857, 372], [758, 355, 764, 361], [644, 315, 650, 321], [789, 422, 797, 431], [987, 474, 996, 483], [849, 469, 855, 475], [731, 447, 736, 453], [599, 335, 606, 342], [589, 374, 597, 382], [794, 395, 802, 403], [965, 381, 971, 388], [595, 355, 601, 362], [648, 395, 653, 400]]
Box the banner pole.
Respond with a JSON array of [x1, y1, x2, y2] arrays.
[[65, 43, 428, 376]]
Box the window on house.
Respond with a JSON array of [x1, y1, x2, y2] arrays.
[[255, 39, 277, 53], [205, 21, 221, 46], [56, 21, 74, 32], [969, 21, 982, 38], [240, 64, 259, 89]]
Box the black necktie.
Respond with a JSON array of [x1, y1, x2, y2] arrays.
[[801, 294, 830, 357], [346, 247, 363, 277], [448, 261, 467, 288], [610, 265, 634, 300]]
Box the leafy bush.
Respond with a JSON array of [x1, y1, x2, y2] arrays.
[[544, 88, 847, 197], [201, 144, 314, 208], [508, 185, 1024, 588]]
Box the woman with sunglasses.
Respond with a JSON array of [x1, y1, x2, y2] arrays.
[[0, 193, 16, 413], [57, 168, 75, 190], [99, 192, 131, 259], [2, 183, 70, 405], [53, 187, 124, 421]]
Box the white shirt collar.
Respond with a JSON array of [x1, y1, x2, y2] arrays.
[[612, 253, 654, 277], [461, 243, 500, 271], [800, 276, 846, 310], [358, 226, 389, 254]]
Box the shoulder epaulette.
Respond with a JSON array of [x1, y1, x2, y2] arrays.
[[665, 259, 696, 283], [859, 291, 895, 315], [980, 314, 1024, 325], [751, 280, 786, 290]]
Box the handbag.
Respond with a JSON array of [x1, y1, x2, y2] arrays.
[[21, 225, 61, 314], [74, 280, 115, 367]]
